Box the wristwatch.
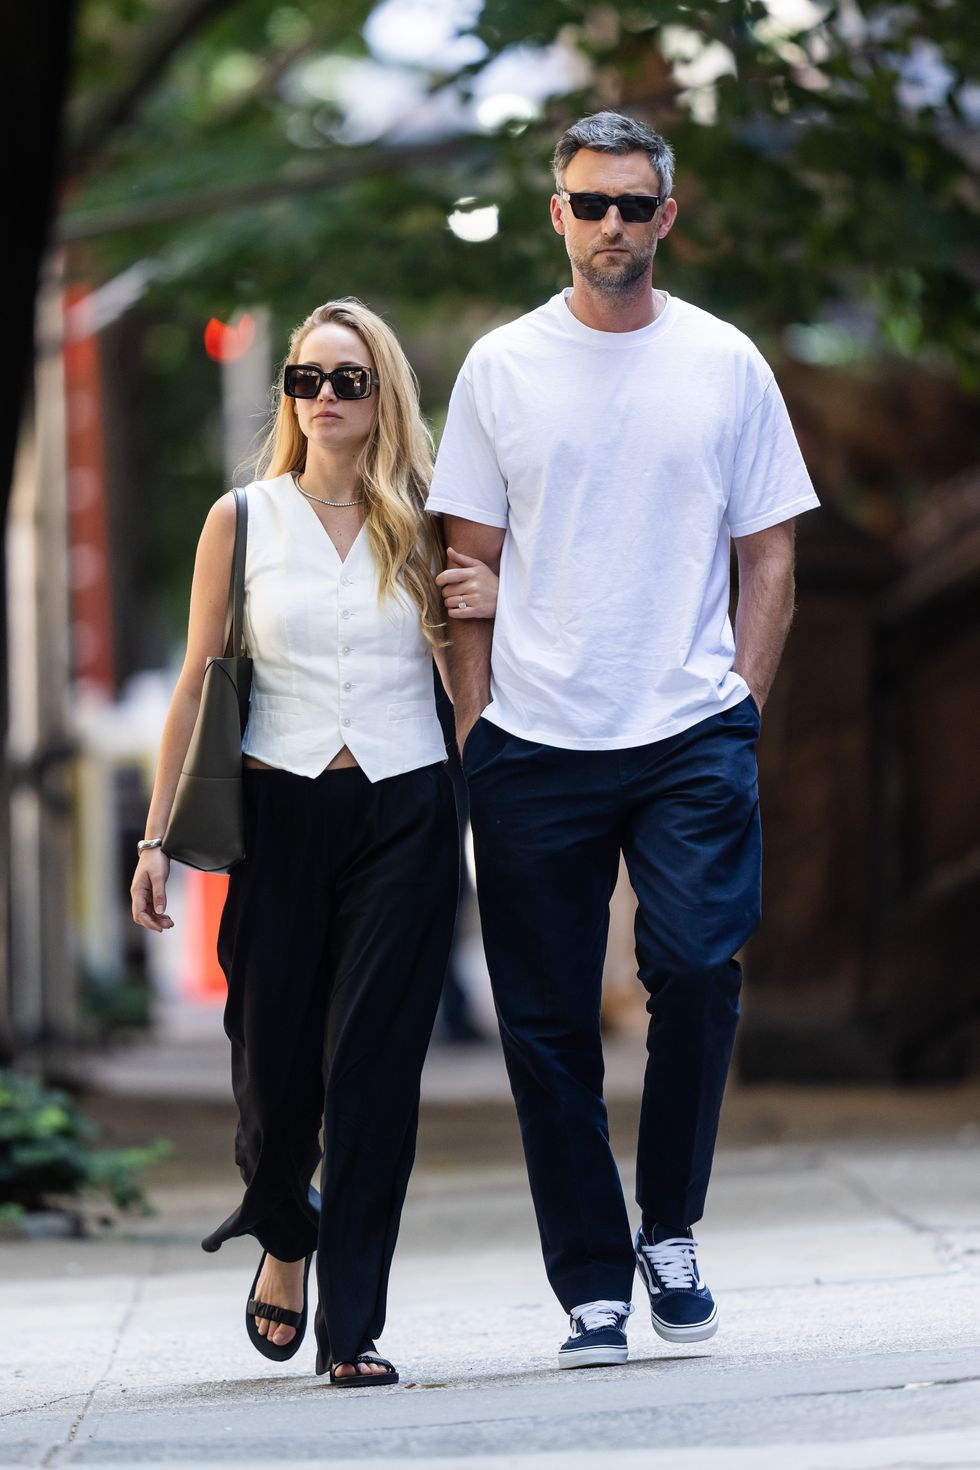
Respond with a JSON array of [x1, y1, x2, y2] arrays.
[[137, 837, 164, 854]]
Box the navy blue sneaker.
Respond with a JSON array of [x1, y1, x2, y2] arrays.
[[634, 1226, 719, 1343], [557, 1299, 633, 1369]]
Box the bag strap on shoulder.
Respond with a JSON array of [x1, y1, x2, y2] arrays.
[[227, 486, 248, 657]]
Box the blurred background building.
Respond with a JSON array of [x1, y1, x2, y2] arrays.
[[5, 0, 979, 1082]]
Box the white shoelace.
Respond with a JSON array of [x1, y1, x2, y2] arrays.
[[569, 1299, 634, 1333], [639, 1235, 701, 1290]]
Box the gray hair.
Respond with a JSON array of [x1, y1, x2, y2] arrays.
[[552, 111, 675, 198]]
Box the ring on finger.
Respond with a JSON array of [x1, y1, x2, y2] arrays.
[[458, 597, 468, 609]]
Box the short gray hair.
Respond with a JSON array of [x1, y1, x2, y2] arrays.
[[552, 111, 675, 198]]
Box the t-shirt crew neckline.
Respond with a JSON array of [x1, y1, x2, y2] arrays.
[[554, 286, 675, 348]]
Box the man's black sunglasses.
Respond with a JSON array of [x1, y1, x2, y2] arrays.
[[558, 188, 662, 223], [283, 364, 379, 400]]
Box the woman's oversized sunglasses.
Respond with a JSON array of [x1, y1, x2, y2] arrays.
[[283, 364, 379, 400], [557, 189, 662, 223]]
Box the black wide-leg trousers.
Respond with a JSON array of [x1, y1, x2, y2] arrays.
[[200, 762, 459, 1373], [463, 698, 762, 1312]]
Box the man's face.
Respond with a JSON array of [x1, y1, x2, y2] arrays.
[[550, 148, 677, 296]]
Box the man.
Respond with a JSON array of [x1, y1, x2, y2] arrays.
[[427, 111, 819, 1368]]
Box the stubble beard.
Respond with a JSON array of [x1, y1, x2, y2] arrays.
[[570, 242, 654, 297]]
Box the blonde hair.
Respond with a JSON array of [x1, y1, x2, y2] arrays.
[[254, 298, 446, 647]]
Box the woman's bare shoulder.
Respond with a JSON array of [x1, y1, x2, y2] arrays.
[[209, 488, 238, 521], [200, 489, 238, 540]]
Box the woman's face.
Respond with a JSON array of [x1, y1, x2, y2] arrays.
[[290, 322, 378, 459]]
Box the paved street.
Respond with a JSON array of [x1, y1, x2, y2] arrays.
[[2, 1037, 979, 1468]]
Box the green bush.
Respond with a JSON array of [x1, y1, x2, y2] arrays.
[[0, 1069, 171, 1223]]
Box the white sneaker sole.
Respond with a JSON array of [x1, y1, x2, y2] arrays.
[[650, 1304, 719, 1344], [557, 1345, 629, 1369]]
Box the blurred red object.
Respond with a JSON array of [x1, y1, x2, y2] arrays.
[[185, 871, 231, 1001], [204, 313, 255, 362]]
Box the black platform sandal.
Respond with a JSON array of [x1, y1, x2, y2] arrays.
[[245, 1250, 313, 1362], [328, 1341, 399, 1387]]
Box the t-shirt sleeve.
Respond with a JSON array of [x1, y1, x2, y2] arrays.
[[726, 378, 820, 537], [426, 365, 509, 528]]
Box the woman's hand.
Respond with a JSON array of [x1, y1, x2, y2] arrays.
[[436, 547, 499, 619], [131, 848, 174, 933]]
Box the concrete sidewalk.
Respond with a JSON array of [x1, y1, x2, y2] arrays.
[[2, 1047, 979, 1468]]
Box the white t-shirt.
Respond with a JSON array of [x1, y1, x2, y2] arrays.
[[427, 289, 820, 749]]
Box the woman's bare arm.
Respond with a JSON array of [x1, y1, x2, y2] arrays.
[[130, 492, 237, 931]]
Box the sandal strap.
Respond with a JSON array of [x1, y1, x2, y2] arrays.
[[330, 1353, 397, 1377], [355, 1352, 396, 1371], [247, 1298, 302, 1328]]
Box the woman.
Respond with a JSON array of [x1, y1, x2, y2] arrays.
[[131, 299, 497, 1384]]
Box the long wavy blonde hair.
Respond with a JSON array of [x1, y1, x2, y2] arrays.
[[254, 298, 446, 647]]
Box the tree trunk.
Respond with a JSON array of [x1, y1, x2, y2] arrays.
[[1, 5, 78, 1060]]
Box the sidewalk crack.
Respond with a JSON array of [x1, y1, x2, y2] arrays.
[[0, 1394, 81, 1422], [39, 1270, 147, 1467], [829, 1157, 963, 1272]]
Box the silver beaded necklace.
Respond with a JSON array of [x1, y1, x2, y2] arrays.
[[291, 471, 363, 509]]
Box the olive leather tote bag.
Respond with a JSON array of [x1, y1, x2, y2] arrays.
[[163, 487, 252, 872]]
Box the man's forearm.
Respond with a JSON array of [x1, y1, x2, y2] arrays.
[[440, 514, 504, 749], [447, 619, 494, 747], [733, 553, 795, 709]]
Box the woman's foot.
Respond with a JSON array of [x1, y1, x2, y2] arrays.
[[253, 1254, 307, 1348], [253, 1259, 389, 1375]]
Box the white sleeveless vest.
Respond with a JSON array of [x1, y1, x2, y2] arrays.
[[239, 474, 447, 782]]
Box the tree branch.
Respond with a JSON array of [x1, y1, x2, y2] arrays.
[[55, 132, 503, 241], [68, 0, 241, 171]]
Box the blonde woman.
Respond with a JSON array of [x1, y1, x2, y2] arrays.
[[131, 300, 497, 1385]]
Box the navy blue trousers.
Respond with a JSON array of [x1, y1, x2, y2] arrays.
[[463, 696, 762, 1311]]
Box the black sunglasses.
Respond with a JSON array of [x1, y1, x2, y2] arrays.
[[283, 363, 379, 400], [558, 189, 662, 223]]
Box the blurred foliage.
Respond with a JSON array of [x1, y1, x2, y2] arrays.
[[65, 0, 980, 366], [61, 0, 980, 641], [80, 965, 153, 1032], [0, 1069, 171, 1221]]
